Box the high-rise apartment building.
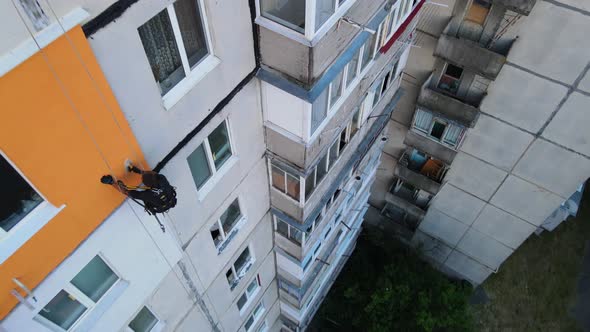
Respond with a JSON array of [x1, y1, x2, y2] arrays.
[[0, 0, 424, 331], [371, 0, 590, 285]]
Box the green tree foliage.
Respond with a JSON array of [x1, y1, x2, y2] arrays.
[[309, 230, 473, 332]]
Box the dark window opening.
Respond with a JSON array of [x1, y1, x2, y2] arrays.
[[0, 155, 43, 232], [430, 121, 446, 140]]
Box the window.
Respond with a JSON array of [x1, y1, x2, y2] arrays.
[[464, 0, 491, 25], [260, 0, 305, 33], [311, 87, 329, 135], [257, 320, 268, 332], [187, 121, 233, 190], [316, 0, 335, 30], [328, 69, 345, 108], [129, 307, 159, 332], [227, 247, 253, 290], [18, 0, 50, 31], [360, 34, 377, 70], [350, 107, 361, 138], [412, 110, 465, 148], [38, 256, 119, 330], [210, 199, 242, 249], [437, 63, 463, 95], [0, 154, 43, 236], [345, 49, 361, 86], [270, 161, 300, 201], [275, 217, 304, 245], [237, 276, 261, 312], [244, 302, 265, 331], [139, 0, 210, 96]]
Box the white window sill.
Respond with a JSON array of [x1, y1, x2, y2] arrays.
[[217, 216, 247, 255], [411, 129, 459, 150], [162, 55, 221, 110], [0, 202, 65, 264], [197, 156, 238, 201]]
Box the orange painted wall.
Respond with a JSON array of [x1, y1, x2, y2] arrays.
[[0, 27, 146, 319]]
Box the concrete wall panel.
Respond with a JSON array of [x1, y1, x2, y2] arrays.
[[444, 250, 494, 285], [490, 175, 564, 226], [481, 66, 567, 133], [429, 184, 486, 225], [419, 208, 469, 246], [543, 92, 590, 157], [444, 152, 507, 201], [514, 139, 590, 198], [456, 228, 513, 269], [472, 205, 535, 249], [460, 114, 534, 171]]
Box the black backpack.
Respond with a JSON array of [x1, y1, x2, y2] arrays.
[[143, 174, 177, 214]]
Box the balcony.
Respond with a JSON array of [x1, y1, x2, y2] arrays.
[[395, 150, 447, 195], [434, 34, 506, 80], [403, 130, 457, 165], [418, 73, 480, 127], [492, 0, 536, 15]]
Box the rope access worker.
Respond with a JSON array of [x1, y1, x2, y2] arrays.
[[100, 164, 177, 231]]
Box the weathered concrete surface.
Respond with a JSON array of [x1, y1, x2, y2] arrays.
[[412, 230, 453, 264], [543, 92, 590, 157], [382, 121, 408, 159], [460, 114, 534, 171], [419, 208, 468, 246], [404, 130, 457, 165], [395, 164, 441, 194], [507, 1, 590, 85], [456, 228, 513, 269], [490, 175, 565, 226], [369, 153, 397, 209], [385, 192, 426, 220], [429, 184, 485, 226], [492, 0, 537, 15], [514, 139, 590, 198], [579, 70, 590, 94], [481, 65, 568, 133], [444, 152, 507, 201], [472, 205, 536, 250], [444, 250, 494, 285], [434, 35, 506, 79], [418, 85, 479, 127]]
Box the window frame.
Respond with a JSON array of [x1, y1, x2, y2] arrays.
[[269, 161, 302, 203], [437, 62, 464, 95], [35, 255, 121, 332], [412, 109, 466, 148], [244, 301, 266, 332], [255, 0, 356, 44], [226, 246, 255, 291], [237, 275, 262, 314], [125, 305, 164, 332], [274, 216, 306, 246], [209, 197, 245, 252], [139, 0, 215, 100], [188, 119, 235, 195]]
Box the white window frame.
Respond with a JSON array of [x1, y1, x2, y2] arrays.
[[244, 301, 266, 332], [411, 110, 466, 148], [190, 119, 236, 199], [210, 197, 246, 253], [256, 320, 269, 332], [0, 151, 64, 264], [140, 0, 218, 109], [254, 0, 357, 46], [35, 255, 121, 332], [274, 216, 306, 246], [437, 62, 464, 95], [227, 246, 255, 291], [124, 306, 165, 332], [269, 160, 303, 205], [237, 275, 261, 315]]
